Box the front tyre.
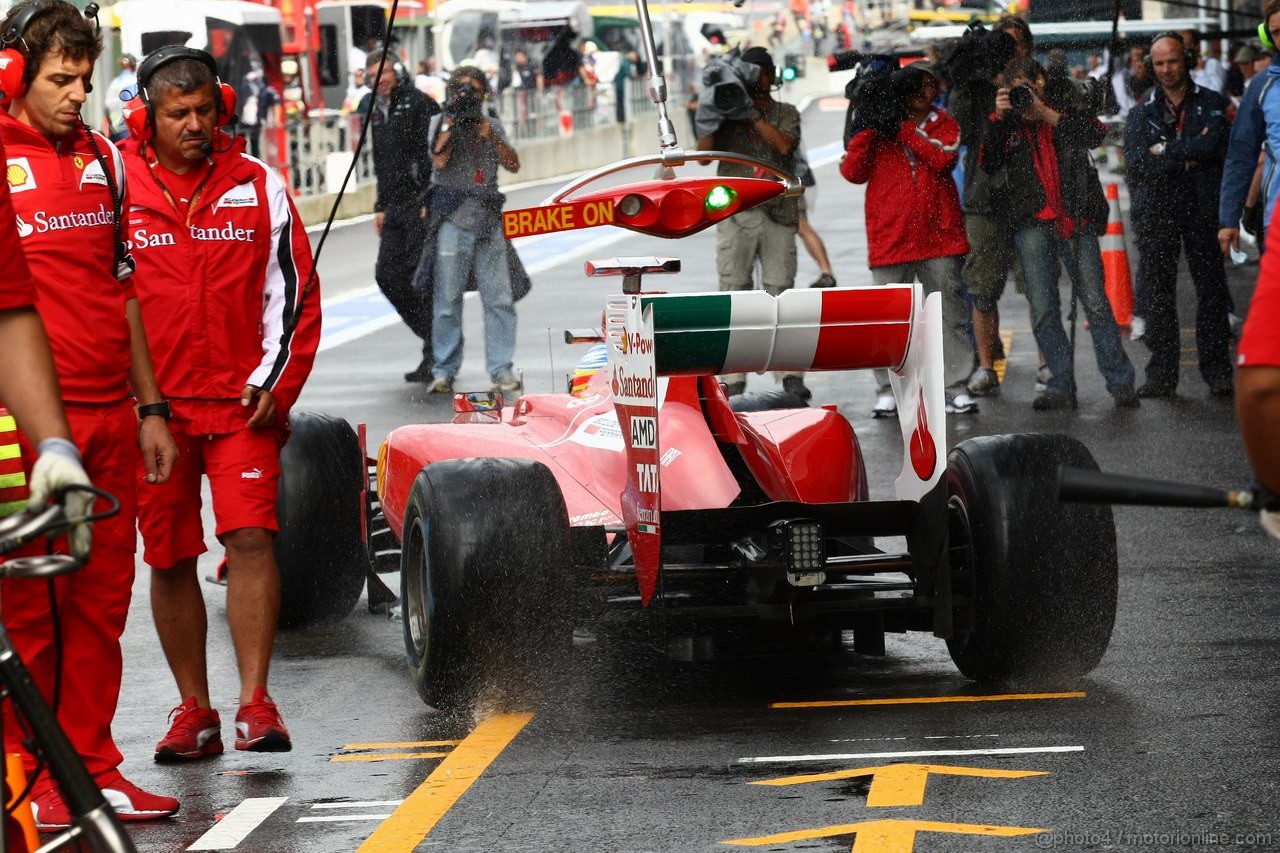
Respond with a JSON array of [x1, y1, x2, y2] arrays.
[[275, 411, 368, 629], [946, 433, 1118, 687], [400, 458, 572, 710]]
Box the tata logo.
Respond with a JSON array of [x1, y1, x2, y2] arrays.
[[129, 229, 177, 249], [189, 222, 256, 242], [6, 158, 36, 193]]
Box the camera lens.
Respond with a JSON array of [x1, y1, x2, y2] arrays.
[[1009, 84, 1032, 111]]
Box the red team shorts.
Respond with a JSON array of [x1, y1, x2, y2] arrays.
[[136, 427, 284, 569]]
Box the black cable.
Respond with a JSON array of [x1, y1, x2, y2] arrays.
[[283, 0, 401, 338], [80, 120, 125, 275]]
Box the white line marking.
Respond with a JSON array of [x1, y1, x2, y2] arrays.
[[187, 797, 289, 850], [310, 801, 404, 809], [296, 813, 396, 823], [738, 746, 1085, 764], [828, 734, 1001, 743]]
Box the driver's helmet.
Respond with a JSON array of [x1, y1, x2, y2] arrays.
[[570, 342, 609, 397]]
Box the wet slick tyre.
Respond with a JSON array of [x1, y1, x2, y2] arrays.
[[400, 458, 572, 711], [275, 411, 367, 629], [946, 433, 1118, 687]]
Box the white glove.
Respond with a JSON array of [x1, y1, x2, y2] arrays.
[[28, 438, 93, 561], [1262, 509, 1280, 542]]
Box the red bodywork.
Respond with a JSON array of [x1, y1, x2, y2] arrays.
[[378, 371, 864, 546]]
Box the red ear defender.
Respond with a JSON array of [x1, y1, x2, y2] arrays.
[[122, 94, 150, 140], [0, 47, 25, 105], [216, 81, 236, 127]]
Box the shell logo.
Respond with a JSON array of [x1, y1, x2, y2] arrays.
[[620, 327, 630, 354], [6, 163, 29, 187]]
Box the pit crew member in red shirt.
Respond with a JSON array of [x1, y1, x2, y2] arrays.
[[1237, 213, 1280, 540], [119, 47, 321, 760], [0, 136, 93, 531], [0, 0, 179, 829]]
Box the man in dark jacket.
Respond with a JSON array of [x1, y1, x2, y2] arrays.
[[1125, 33, 1234, 398], [361, 49, 441, 383], [982, 57, 1138, 411]]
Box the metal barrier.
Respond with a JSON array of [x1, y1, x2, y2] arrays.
[[266, 112, 375, 197]]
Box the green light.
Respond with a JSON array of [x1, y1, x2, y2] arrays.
[[782, 66, 797, 82], [705, 185, 737, 212]]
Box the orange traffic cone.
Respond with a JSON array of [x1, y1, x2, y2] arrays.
[[5, 753, 38, 852], [1100, 182, 1134, 328]]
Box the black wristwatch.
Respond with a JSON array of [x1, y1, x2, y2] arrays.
[[138, 401, 172, 421]]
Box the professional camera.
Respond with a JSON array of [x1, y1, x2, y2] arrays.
[[1045, 74, 1106, 116], [1008, 83, 1033, 112], [693, 48, 762, 139], [445, 84, 485, 123], [840, 53, 903, 145], [941, 22, 1016, 88]]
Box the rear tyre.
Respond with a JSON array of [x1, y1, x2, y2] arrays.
[[400, 458, 572, 710], [275, 411, 368, 629], [945, 433, 1118, 687], [729, 390, 810, 413]]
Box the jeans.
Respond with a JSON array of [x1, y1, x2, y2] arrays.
[[1013, 223, 1135, 397], [432, 218, 517, 381], [871, 257, 974, 393]]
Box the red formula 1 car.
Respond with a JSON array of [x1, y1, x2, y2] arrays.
[[269, 144, 1119, 711]]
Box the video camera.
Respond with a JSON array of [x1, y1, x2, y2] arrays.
[[693, 48, 762, 139], [840, 53, 903, 145], [941, 22, 1016, 88], [1045, 74, 1107, 117]]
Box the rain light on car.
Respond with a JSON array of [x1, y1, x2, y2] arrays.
[[704, 184, 737, 212]]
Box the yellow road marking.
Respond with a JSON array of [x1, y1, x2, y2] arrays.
[[751, 763, 1047, 807], [993, 330, 1014, 382], [724, 818, 1046, 851], [343, 741, 460, 750], [771, 691, 1084, 709], [331, 752, 450, 763], [356, 712, 533, 852]]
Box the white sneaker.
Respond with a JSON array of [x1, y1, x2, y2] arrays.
[[1035, 366, 1052, 392], [946, 392, 979, 415], [1130, 316, 1146, 343], [872, 393, 897, 418]]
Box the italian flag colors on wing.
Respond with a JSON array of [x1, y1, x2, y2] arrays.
[[0, 411, 30, 517], [641, 285, 915, 377]]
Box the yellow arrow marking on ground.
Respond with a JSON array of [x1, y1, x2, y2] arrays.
[[331, 752, 450, 763], [771, 691, 1085, 709], [751, 763, 1047, 807], [724, 818, 1046, 852], [356, 712, 533, 852], [343, 741, 460, 750]]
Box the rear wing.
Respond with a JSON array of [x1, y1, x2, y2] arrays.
[[607, 283, 946, 605]]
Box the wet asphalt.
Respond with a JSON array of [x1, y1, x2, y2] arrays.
[[97, 99, 1280, 852]]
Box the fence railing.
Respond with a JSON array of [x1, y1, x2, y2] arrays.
[[277, 71, 691, 200]]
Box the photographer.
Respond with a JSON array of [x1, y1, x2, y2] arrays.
[[419, 66, 523, 394], [981, 57, 1139, 411], [840, 63, 977, 417], [945, 17, 1025, 398], [361, 49, 440, 384], [1124, 33, 1233, 399], [696, 47, 808, 400]]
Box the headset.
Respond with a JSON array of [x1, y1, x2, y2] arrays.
[[122, 45, 236, 143], [0, 0, 77, 105], [1261, 16, 1278, 51], [1144, 31, 1197, 77]]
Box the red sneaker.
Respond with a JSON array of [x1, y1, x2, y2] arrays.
[[31, 788, 71, 832], [155, 697, 223, 763], [97, 771, 179, 821], [235, 687, 292, 752]]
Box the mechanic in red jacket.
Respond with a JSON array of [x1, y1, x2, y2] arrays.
[[840, 63, 977, 418], [119, 47, 321, 762], [0, 0, 179, 829], [1237, 211, 1280, 540]]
